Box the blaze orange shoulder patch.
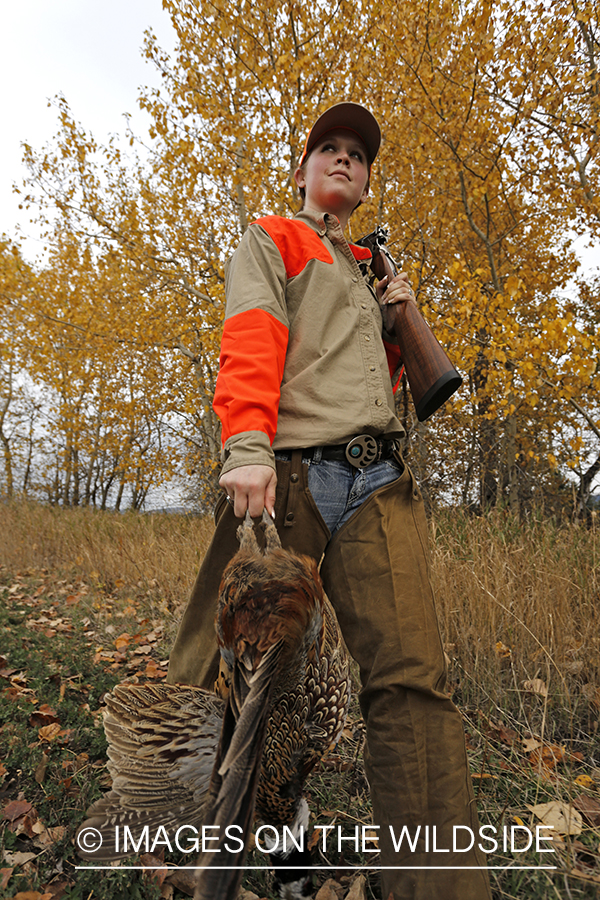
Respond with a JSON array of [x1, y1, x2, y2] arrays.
[[350, 243, 372, 261], [253, 217, 333, 278]]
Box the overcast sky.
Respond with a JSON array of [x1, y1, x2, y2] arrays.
[[0, 0, 177, 257]]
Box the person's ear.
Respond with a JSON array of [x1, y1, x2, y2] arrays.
[[294, 167, 306, 190]]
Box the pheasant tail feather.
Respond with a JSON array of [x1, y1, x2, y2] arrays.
[[194, 642, 282, 900]]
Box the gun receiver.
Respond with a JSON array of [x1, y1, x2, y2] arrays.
[[356, 227, 462, 422]]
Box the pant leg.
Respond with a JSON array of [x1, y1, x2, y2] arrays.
[[320, 463, 492, 900], [167, 453, 330, 689]]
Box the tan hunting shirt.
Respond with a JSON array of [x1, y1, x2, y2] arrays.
[[214, 208, 404, 474]]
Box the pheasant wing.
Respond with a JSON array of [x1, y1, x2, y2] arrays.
[[77, 682, 224, 861]]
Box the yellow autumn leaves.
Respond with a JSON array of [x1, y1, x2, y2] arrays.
[[0, 0, 598, 509]]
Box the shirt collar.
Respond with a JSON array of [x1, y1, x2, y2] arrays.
[[293, 207, 330, 234], [293, 208, 372, 261]]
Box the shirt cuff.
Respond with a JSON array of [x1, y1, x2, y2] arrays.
[[221, 430, 276, 475]]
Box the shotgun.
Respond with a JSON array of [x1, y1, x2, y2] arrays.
[[356, 227, 462, 422]]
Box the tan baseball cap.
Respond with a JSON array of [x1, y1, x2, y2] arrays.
[[299, 102, 381, 167]]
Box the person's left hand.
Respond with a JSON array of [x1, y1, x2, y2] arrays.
[[376, 272, 417, 306]]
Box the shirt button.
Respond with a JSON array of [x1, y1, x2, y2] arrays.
[[364, 335, 371, 342], [375, 398, 383, 406], [361, 303, 367, 309], [370, 366, 376, 372]]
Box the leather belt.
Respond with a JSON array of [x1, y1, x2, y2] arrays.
[[287, 435, 398, 469]]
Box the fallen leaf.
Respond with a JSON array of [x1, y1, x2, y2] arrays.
[[38, 723, 62, 742], [2, 800, 33, 823], [163, 867, 197, 896], [522, 737, 543, 753], [29, 705, 59, 728], [529, 743, 566, 770], [0, 869, 13, 891], [0, 668, 21, 680], [32, 824, 67, 849], [115, 633, 132, 650], [39, 878, 69, 899], [489, 723, 517, 745], [573, 794, 600, 827], [315, 880, 342, 900], [565, 660, 584, 676], [145, 660, 161, 678], [574, 774, 597, 789], [363, 828, 379, 849], [308, 828, 322, 851], [34, 753, 49, 784], [528, 801, 583, 835], [523, 678, 548, 698], [495, 641, 512, 658], [139, 853, 168, 886], [346, 874, 367, 900]]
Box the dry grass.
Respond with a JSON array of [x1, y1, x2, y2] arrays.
[[2, 500, 598, 709], [1, 499, 599, 898], [0, 500, 214, 641], [430, 509, 600, 737]]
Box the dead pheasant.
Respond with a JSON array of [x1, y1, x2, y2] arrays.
[[77, 511, 350, 900]]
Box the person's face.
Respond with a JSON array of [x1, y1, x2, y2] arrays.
[[294, 129, 370, 222]]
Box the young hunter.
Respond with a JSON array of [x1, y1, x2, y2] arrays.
[[168, 102, 493, 900]]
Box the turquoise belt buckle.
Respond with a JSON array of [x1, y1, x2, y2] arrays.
[[345, 435, 378, 468]]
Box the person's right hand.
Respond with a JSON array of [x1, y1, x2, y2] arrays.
[[219, 465, 277, 519]]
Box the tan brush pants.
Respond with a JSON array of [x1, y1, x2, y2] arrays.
[[168, 453, 492, 900]]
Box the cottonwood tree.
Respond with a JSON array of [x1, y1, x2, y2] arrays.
[[14, 0, 600, 512]]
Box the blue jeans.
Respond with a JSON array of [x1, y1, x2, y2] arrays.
[[275, 450, 403, 535]]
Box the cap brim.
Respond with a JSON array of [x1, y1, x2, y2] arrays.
[[300, 102, 381, 166]]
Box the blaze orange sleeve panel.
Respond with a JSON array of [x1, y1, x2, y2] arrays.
[[214, 308, 289, 446], [254, 217, 333, 277]]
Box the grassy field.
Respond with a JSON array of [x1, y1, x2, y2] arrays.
[[0, 500, 599, 900]]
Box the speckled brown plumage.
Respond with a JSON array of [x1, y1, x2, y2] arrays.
[[197, 511, 350, 900], [77, 511, 350, 900]]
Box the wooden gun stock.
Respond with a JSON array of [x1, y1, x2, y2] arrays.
[[357, 228, 462, 422]]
